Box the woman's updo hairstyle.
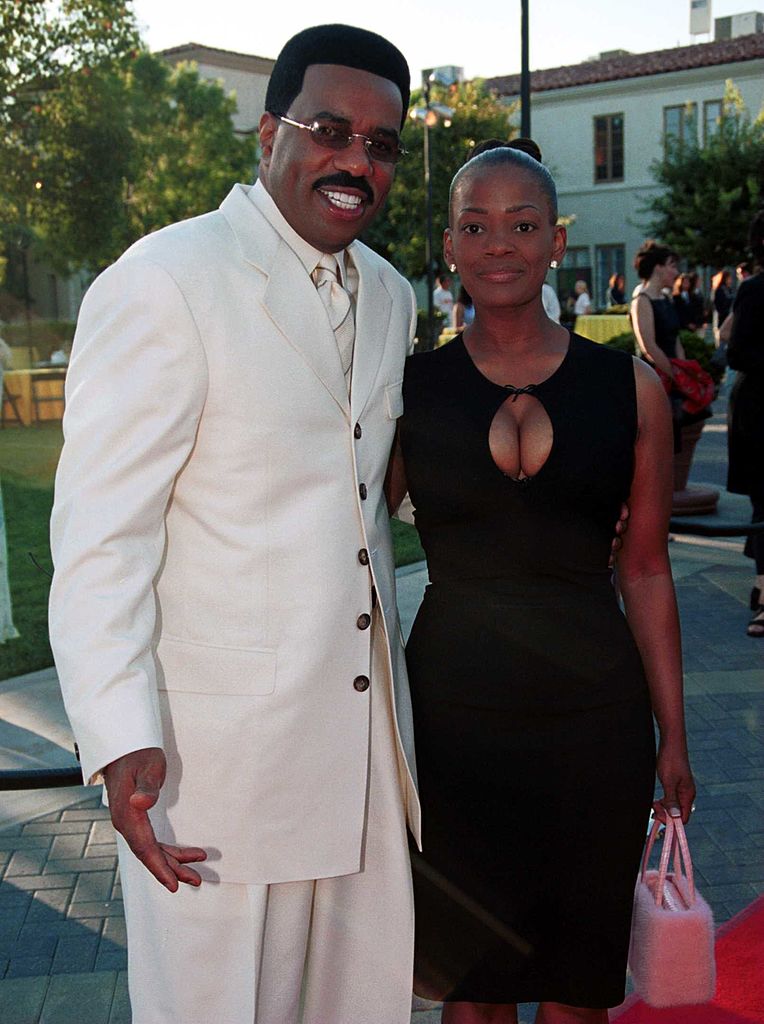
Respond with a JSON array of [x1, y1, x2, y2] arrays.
[[634, 240, 678, 282], [450, 144, 558, 225]]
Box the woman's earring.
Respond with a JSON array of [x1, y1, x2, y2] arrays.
[[549, 259, 559, 269], [449, 263, 457, 273]]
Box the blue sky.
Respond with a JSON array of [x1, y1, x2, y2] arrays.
[[132, 0, 749, 83]]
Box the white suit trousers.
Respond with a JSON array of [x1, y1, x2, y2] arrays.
[[118, 618, 415, 1024]]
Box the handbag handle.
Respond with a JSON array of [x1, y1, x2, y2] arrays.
[[640, 815, 696, 907]]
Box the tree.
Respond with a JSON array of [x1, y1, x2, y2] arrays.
[[1, 1, 141, 295], [364, 80, 516, 279], [1, 2, 256, 284], [32, 53, 257, 271], [646, 81, 764, 268]]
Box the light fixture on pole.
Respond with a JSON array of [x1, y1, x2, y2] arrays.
[[410, 66, 458, 350], [520, 0, 531, 137]]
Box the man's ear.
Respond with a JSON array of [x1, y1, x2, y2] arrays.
[[259, 112, 277, 167]]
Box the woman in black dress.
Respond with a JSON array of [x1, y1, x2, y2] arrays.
[[630, 241, 683, 378], [386, 148, 695, 1023], [631, 241, 713, 468], [724, 211, 764, 637]]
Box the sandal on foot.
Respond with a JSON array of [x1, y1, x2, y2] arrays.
[[747, 605, 764, 638]]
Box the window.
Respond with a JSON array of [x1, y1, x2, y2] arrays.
[[595, 245, 626, 308], [664, 103, 697, 145], [593, 114, 624, 183], [703, 99, 722, 144]]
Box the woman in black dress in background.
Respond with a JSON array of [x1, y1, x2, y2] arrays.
[[386, 148, 695, 1024], [724, 211, 764, 636]]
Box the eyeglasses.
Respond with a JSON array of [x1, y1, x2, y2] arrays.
[[271, 113, 407, 164]]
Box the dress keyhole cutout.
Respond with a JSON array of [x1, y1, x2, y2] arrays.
[[488, 393, 554, 481]]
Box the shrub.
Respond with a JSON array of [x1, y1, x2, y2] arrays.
[[603, 331, 637, 354], [679, 330, 725, 384]]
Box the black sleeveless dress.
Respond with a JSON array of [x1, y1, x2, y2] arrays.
[[400, 333, 656, 1009]]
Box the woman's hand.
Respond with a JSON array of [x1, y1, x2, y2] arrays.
[[654, 739, 696, 824]]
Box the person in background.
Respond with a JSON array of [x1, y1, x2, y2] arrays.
[[606, 272, 625, 306], [631, 243, 682, 380], [724, 212, 764, 638], [541, 281, 561, 323], [631, 241, 684, 453], [0, 328, 19, 644], [712, 269, 734, 346], [434, 273, 455, 320], [452, 285, 475, 330], [736, 261, 753, 284], [687, 272, 707, 332], [573, 279, 592, 316], [672, 273, 701, 331]]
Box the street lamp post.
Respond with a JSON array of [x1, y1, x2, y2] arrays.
[[423, 74, 435, 351], [413, 68, 457, 350], [521, 0, 531, 137]]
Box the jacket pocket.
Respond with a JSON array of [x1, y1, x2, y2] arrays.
[[156, 635, 277, 695], [385, 380, 404, 419]]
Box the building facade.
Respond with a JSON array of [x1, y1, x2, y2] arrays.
[[159, 43, 274, 136], [487, 27, 764, 308]]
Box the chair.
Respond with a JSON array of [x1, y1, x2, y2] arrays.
[[1, 381, 23, 427], [30, 369, 66, 424]]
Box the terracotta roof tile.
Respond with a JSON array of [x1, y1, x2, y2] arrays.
[[486, 32, 764, 96]]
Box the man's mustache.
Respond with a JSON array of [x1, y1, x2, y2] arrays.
[[313, 173, 374, 202]]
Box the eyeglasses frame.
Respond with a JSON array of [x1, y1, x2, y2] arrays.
[[270, 113, 407, 164]]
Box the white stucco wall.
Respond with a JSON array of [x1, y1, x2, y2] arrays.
[[193, 61, 270, 134], [513, 58, 764, 304]]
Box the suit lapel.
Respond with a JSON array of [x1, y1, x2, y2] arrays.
[[350, 244, 393, 420], [220, 185, 349, 415]]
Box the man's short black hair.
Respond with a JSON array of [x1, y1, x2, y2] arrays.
[[265, 24, 410, 128]]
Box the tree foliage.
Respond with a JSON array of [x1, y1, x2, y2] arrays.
[[1, 1, 256, 285], [364, 80, 516, 279], [0, 0, 140, 227], [646, 81, 764, 268], [32, 54, 257, 270]]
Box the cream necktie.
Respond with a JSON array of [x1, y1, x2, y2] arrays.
[[311, 254, 355, 383]]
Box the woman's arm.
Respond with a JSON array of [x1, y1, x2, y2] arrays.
[[617, 358, 695, 823], [384, 426, 408, 516], [718, 312, 734, 346], [631, 293, 674, 377]]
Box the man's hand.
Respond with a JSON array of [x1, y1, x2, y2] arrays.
[[608, 501, 630, 568], [103, 747, 207, 891]]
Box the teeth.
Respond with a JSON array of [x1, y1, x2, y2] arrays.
[[321, 190, 363, 210]]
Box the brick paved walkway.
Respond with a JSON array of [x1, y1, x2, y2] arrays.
[[0, 799, 128, 1023], [1, 537, 762, 1023]]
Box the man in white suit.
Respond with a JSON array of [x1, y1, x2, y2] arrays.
[[50, 24, 420, 1024]]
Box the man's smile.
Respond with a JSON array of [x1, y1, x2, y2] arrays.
[[318, 188, 365, 211]]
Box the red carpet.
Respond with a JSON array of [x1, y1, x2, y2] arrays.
[[611, 896, 764, 1023]]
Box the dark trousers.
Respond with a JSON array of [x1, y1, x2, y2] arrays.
[[745, 495, 764, 574]]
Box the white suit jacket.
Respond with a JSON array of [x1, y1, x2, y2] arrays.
[[49, 183, 420, 884]]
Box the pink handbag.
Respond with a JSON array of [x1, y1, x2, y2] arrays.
[[628, 815, 716, 1008]]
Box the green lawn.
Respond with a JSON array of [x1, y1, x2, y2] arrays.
[[0, 425, 424, 681]]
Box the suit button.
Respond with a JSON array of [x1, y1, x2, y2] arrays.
[[357, 613, 371, 630], [358, 548, 369, 565], [354, 422, 362, 439], [354, 675, 370, 692], [359, 483, 367, 500]]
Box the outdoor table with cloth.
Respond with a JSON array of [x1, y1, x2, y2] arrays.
[[574, 314, 630, 344]]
